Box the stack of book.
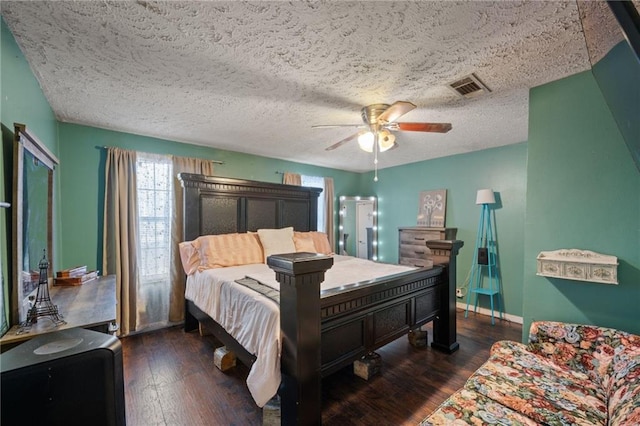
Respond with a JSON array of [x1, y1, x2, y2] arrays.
[[53, 266, 98, 286]]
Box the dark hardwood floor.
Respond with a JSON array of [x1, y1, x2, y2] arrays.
[[121, 309, 522, 425]]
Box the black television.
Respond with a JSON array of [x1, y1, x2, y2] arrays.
[[1, 328, 125, 426]]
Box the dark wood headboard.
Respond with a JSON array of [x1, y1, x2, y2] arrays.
[[178, 173, 322, 241]]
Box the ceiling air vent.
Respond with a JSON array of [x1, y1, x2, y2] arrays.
[[448, 73, 491, 98]]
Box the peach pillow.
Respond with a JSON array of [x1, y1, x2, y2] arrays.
[[293, 232, 317, 253], [178, 241, 200, 275], [257, 227, 296, 261], [192, 233, 264, 270], [309, 231, 334, 255]]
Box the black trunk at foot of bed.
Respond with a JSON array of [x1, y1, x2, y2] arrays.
[[179, 173, 463, 425]]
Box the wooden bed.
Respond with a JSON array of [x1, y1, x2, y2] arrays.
[[179, 173, 463, 425]]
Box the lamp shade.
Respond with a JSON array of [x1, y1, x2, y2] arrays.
[[476, 189, 495, 205], [378, 130, 396, 152], [357, 132, 374, 152]]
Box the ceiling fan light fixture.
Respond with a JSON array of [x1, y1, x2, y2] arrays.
[[358, 130, 396, 153], [357, 131, 375, 152], [378, 130, 395, 152]]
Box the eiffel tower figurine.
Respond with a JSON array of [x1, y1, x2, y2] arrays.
[[20, 250, 65, 332]]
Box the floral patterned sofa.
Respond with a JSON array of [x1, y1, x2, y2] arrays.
[[421, 321, 640, 425]]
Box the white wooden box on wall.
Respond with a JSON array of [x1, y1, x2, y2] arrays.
[[536, 249, 618, 285]]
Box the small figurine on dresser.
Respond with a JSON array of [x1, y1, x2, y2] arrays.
[[20, 250, 65, 332]]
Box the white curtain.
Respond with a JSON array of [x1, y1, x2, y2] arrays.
[[135, 152, 173, 331], [292, 173, 336, 249]]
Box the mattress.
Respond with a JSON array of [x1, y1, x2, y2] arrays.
[[185, 255, 416, 407]]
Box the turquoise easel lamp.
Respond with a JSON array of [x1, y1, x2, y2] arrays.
[[465, 189, 503, 325]]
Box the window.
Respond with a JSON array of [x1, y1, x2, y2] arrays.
[[301, 175, 325, 232], [136, 153, 173, 328]]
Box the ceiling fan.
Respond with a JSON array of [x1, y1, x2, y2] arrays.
[[313, 101, 452, 153]]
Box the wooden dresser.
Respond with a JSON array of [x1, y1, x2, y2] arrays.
[[398, 227, 458, 267], [0, 275, 117, 351]]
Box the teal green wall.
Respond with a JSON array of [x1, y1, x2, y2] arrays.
[[362, 143, 528, 317], [1, 18, 61, 325], [1, 20, 59, 150], [57, 123, 361, 270], [524, 67, 640, 338], [591, 42, 640, 172]]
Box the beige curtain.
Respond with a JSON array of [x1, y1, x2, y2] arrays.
[[283, 172, 301, 186], [324, 177, 335, 249], [169, 158, 214, 322], [103, 148, 138, 336]]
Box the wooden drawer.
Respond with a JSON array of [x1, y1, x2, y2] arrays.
[[400, 229, 443, 244], [399, 243, 431, 259], [399, 227, 457, 243]]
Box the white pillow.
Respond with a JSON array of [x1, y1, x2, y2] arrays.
[[257, 227, 296, 262]]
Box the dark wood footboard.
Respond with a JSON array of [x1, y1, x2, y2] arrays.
[[268, 240, 463, 425]]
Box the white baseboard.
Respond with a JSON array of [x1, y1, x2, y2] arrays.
[[456, 301, 523, 324]]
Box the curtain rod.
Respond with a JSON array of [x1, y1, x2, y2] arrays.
[[97, 146, 224, 164]]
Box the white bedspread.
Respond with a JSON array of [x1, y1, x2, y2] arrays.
[[185, 255, 416, 407], [245, 255, 416, 293]]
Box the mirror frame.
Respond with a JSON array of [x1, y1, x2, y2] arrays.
[[338, 196, 377, 261], [11, 123, 59, 324]]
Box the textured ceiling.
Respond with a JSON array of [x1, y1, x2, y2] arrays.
[[0, 1, 631, 172]]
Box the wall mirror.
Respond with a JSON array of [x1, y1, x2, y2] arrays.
[[12, 123, 58, 324], [338, 196, 377, 261]]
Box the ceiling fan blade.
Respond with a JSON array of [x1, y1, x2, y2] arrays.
[[312, 124, 365, 129], [377, 101, 416, 123], [325, 132, 360, 151], [394, 122, 452, 133]]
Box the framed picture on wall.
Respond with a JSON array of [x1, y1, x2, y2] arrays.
[[417, 189, 447, 227]]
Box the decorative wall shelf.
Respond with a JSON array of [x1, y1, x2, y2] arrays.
[[536, 249, 618, 284]]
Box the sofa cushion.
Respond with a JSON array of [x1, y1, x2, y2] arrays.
[[465, 340, 608, 425], [528, 322, 632, 389], [528, 321, 640, 422], [420, 388, 538, 426]]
